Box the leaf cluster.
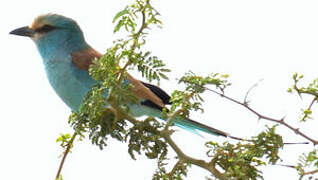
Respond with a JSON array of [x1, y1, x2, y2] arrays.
[[180, 71, 231, 93], [113, 0, 162, 34], [135, 51, 170, 83], [206, 125, 283, 179], [126, 117, 167, 160], [169, 72, 231, 115], [69, 85, 128, 149], [153, 159, 190, 180], [296, 149, 318, 178], [56, 133, 72, 148], [288, 73, 318, 122], [288, 73, 318, 96]]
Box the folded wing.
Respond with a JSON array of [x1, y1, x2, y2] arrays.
[[71, 47, 167, 109]]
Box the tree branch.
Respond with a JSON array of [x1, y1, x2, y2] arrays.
[[203, 85, 317, 145], [167, 160, 182, 179], [160, 129, 229, 180], [107, 96, 229, 179], [300, 97, 317, 122], [178, 79, 316, 145], [56, 132, 77, 180], [299, 168, 318, 180]]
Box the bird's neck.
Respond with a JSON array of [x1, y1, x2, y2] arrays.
[[35, 33, 90, 64]]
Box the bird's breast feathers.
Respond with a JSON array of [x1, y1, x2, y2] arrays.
[[44, 56, 95, 111]]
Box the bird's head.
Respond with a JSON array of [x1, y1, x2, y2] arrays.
[[10, 14, 89, 57]]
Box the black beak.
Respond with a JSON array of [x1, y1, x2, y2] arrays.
[[10, 26, 35, 37]]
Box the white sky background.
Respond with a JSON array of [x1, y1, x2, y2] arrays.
[[1, 0, 318, 179]]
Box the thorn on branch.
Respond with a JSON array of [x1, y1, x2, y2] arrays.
[[294, 128, 300, 135], [244, 79, 263, 104], [276, 163, 297, 169], [283, 142, 309, 145], [204, 80, 318, 145], [280, 116, 286, 123], [296, 89, 303, 100]]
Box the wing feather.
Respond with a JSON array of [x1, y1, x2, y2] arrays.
[[71, 47, 102, 70], [71, 48, 166, 109]]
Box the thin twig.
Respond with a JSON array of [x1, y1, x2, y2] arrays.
[[300, 97, 317, 122], [55, 132, 77, 180], [294, 83, 318, 98], [308, 97, 317, 111], [276, 163, 297, 169], [299, 169, 318, 180]]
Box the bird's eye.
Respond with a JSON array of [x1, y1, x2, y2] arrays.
[[36, 25, 56, 33]]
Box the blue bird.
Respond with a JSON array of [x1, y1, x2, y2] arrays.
[[10, 14, 229, 137]]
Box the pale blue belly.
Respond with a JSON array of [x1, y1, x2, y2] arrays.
[[44, 60, 96, 111]]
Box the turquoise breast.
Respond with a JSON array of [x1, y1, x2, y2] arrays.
[[43, 57, 96, 112]]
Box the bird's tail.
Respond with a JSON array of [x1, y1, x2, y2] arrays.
[[128, 104, 230, 137], [173, 116, 229, 137]]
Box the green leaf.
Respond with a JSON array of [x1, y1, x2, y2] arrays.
[[114, 19, 125, 33], [113, 9, 129, 23], [56, 175, 63, 180], [56, 133, 71, 143], [159, 73, 168, 80]]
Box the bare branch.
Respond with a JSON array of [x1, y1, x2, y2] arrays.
[[204, 86, 317, 145], [180, 79, 316, 145], [299, 169, 318, 180]]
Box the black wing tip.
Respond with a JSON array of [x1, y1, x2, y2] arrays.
[[141, 81, 171, 104]]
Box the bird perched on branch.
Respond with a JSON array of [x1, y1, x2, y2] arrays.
[[10, 14, 229, 137]]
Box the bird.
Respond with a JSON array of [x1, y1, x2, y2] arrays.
[[10, 14, 229, 137]]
